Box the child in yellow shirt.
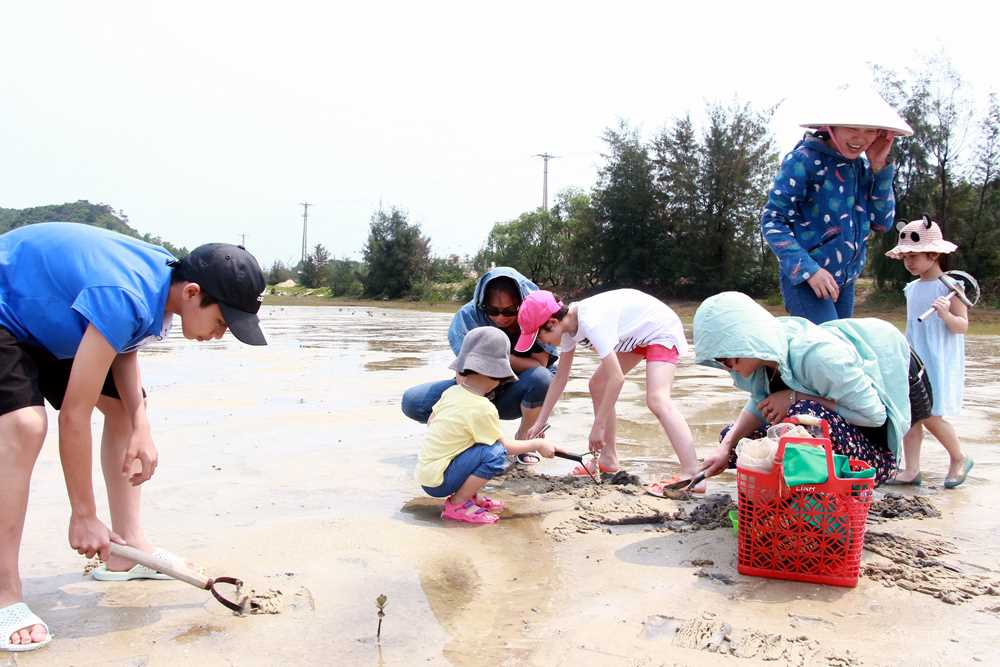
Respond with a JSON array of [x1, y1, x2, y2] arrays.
[[416, 327, 555, 524]]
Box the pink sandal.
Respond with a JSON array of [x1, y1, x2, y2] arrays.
[[441, 498, 500, 524], [474, 495, 504, 512], [570, 460, 619, 477]]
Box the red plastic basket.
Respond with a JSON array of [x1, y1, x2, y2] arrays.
[[736, 416, 875, 588]]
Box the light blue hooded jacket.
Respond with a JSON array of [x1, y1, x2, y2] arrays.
[[693, 292, 910, 462], [448, 267, 558, 360]]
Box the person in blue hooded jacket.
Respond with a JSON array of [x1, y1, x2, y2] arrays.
[[693, 292, 912, 484], [761, 86, 913, 324], [401, 268, 556, 457]]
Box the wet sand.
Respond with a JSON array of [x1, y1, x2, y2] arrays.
[[16, 305, 1000, 665]]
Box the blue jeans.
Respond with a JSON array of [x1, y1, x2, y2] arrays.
[[401, 365, 554, 423], [779, 274, 855, 324], [421, 442, 508, 497]]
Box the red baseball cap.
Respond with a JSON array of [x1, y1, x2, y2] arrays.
[[514, 290, 562, 352]]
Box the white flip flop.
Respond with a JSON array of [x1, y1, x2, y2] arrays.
[[0, 602, 52, 652]]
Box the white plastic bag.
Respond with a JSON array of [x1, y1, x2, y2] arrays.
[[766, 423, 812, 440], [736, 435, 778, 473]]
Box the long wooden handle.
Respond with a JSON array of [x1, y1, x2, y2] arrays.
[[109, 543, 210, 589]]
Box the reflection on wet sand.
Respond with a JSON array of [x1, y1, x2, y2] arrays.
[[364, 356, 425, 371], [22, 304, 998, 665], [415, 510, 557, 664]]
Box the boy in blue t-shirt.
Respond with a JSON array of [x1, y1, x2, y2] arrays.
[[0, 222, 266, 652]]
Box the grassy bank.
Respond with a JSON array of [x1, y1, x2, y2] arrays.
[[263, 286, 459, 313]]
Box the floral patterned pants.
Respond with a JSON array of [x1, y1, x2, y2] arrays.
[[721, 400, 896, 484]]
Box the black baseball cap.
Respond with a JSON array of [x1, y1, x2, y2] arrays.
[[176, 243, 267, 345]]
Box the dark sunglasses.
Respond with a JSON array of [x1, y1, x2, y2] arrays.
[[715, 357, 737, 370], [900, 231, 921, 242], [484, 305, 519, 317]]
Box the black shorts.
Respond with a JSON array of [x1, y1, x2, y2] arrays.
[[908, 348, 934, 425], [0, 327, 135, 417]]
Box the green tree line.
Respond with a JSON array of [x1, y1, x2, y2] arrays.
[[870, 55, 1000, 298], [7, 55, 995, 305]]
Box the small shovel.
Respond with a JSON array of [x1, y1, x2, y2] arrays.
[[110, 543, 248, 613], [554, 450, 602, 484], [535, 423, 602, 484], [656, 469, 709, 492]]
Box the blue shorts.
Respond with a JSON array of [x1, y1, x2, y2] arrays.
[[421, 442, 508, 498]]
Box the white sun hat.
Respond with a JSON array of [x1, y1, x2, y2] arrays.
[[800, 85, 914, 137], [885, 216, 958, 258]]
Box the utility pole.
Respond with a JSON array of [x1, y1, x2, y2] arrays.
[[299, 202, 311, 264], [240, 233, 247, 247], [535, 153, 558, 210]]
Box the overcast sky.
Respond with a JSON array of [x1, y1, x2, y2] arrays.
[[2, 1, 996, 269]]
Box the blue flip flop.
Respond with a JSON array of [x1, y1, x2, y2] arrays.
[[943, 458, 974, 489]]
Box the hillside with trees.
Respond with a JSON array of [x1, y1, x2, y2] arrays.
[[0, 200, 188, 258]]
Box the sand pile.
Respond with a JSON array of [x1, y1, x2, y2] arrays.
[[498, 467, 636, 497], [643, 612, 858, 665], [862, 532, 1000, 604], [243, 588, 285, 615], [867, 493, 941, 523]]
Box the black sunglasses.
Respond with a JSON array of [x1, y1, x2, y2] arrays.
[[484, 305, 519, 317]]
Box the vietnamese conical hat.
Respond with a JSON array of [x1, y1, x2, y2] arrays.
[[800, 85, 914, 137]]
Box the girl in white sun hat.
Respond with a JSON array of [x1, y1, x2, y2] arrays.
[[885, 216, 974, 489], [761, 85, 914, 324]]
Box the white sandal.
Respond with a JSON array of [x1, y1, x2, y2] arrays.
[[0, 602, 52, 652], [515, 453, 541, 465]]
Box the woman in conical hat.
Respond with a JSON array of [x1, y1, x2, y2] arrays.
[[760, 85, 914, 324]]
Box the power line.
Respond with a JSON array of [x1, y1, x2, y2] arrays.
[[299, 202, 311, 263], [535, 153, 559, 210]]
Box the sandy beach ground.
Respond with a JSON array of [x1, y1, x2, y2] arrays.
[[13, 305, 1000, 666]]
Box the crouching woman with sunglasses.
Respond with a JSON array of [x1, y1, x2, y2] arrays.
[[401, 268, 557, 451], [694, 292, 914, 485]]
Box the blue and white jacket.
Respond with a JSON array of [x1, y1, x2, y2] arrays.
[[761, 134, 896, 286]]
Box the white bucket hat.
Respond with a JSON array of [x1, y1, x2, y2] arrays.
[[800, 85, 914, 137], [885, 215, 958, 258], [449, 327, 518, 382]]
